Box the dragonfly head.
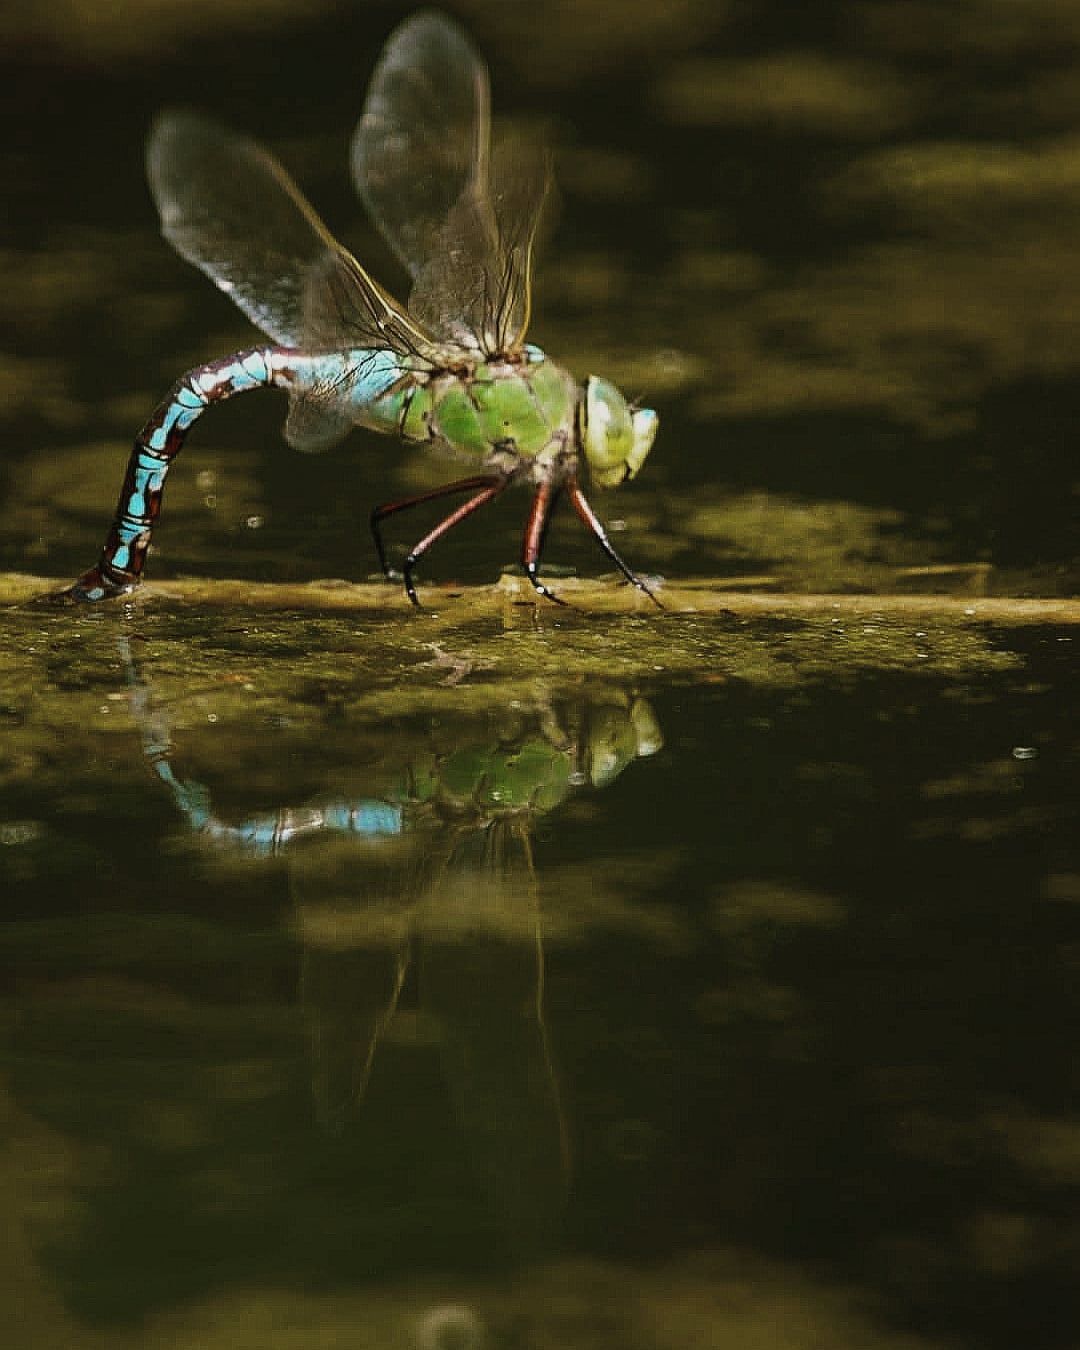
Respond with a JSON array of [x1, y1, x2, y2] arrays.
[[584, 696, 665, 787], [579, 377, 659, 488]]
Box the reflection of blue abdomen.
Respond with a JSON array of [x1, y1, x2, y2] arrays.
[[156, 752, 404, 857], [320, 800, 403, 838]]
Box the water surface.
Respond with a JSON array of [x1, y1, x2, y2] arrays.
[[1, 2, 1078, 1347]]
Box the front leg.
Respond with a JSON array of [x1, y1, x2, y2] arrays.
[[566, 476, 662, 607]]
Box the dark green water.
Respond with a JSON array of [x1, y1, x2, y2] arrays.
[[1, 605, 1076, 1348], [1, 2, 1078, 1347]]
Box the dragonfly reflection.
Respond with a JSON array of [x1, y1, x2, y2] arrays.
[[122, 641, 662, 1251]]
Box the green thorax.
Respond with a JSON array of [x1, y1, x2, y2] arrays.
[[361, 349, 579, 463]]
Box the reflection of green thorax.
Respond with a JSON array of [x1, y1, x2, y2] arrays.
[[363, 351, 579, 462], [403, 735, 574, 818]]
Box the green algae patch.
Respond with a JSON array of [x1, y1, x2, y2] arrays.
[[0, 567, 1051, 799]]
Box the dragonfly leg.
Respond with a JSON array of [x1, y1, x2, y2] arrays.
[[521, 479, 567, 606], [401, 480, 507, 607], [370, 475, 503, 580], [566, 477, 662, 607]]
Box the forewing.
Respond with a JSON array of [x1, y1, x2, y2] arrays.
[[299, 243, 434, 357], [351, 10, 488, 282], [149, 110, 435, 453], [148, 109, 342, 346]]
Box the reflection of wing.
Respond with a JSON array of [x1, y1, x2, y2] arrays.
[[421, 822, 571, 1250], [352, 12, 551, 355], [148, 110, 437, 450], [302, 943, 408, 1133]]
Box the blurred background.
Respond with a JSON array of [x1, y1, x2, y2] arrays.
[[2, 0, 1078, 595], [1, 6, 1078, 1350]]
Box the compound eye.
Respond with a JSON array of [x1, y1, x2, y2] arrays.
[[581, 377, 633, 488]]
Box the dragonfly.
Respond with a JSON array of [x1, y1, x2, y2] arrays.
[[68, 10, 659, 607]]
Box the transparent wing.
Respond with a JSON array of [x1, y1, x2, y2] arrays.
[[352, 11, 486, 284], [149, 110, 326, 345], [352, 11, 551, 354], [298, 242, 433, 357], [149, 109, 433, 354], [285, 245, 439, 451], [148, 109, 436, 450], [409, 133, 551, 354]]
